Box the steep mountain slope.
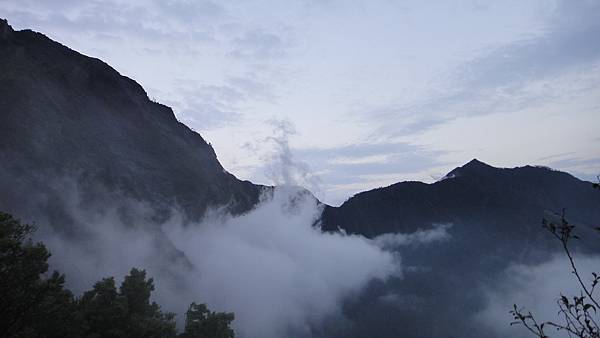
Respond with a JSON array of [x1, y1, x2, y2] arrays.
[[0, 19, 262, 225]]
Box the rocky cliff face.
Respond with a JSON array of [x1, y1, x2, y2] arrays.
[[0, 18, 263, 226]]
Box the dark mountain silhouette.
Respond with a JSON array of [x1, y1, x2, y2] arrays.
[[318, 159, 600, 338], [0, 18, 263, 226], [322, 159, 600, 239]]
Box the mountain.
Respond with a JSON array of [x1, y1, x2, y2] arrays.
[[318, 159, 600, 338], [0, 18, 263, 226], [322, 159, 600, 238]]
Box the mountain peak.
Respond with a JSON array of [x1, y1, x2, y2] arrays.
[[444, 159, 496, 179], [0, 18, 13, 39], [463, 158, 491, 169]]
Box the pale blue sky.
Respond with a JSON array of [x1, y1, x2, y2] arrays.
[[2, 0, 599, 205]]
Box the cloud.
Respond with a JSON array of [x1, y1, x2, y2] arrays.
[[234, 121, 447, 205], [165, 74, 278, 131], [455, 4, 600, 91], [476, 254, 600, 337], [242, 119, 323, 194], [329, 154, 390, 165], [357, 0, 600, 141], [171, 83, 245, 130], [164, 187, 398, 337], [373, 223, 452, 250], [1, 0, 223, 43], [154, 0, 227, 24], [337, 0, 600, 189], [291, 141, 450, 204], [229, 29, 289, 60], [28, 177, 398, 338], [0, 0, 290, 66], [543, 156, 600, 181]]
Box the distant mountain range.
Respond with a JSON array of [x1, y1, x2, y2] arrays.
[[1, 18, 598, 338]]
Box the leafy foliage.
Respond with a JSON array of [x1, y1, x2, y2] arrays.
[[182, 302, 235, 338], [79, 269, 178, 338], [0, 213, 84, 337], [0, 212, 235, 338]]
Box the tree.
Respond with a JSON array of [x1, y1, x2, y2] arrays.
[[79, 269, 177, 338], [181, 302, 235, 338], [0, 211, 234, 338], [79, 277, 128, 337], [0, 212, 84, 337], [511, 180, 600, 338], [119, 268, 177, 338]]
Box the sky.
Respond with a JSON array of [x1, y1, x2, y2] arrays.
[[2, 0, 599, 205]]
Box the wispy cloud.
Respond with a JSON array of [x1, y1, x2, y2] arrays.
[[291, 142, 449, 204], [374, 223, 452, 250], [365, 1, 600, 141], [229, 28, 290, 60]]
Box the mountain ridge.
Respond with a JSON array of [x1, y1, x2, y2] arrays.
[[317, 159, 600, 338], [321, 158, 599, 237], [0, 18, 264, 226]]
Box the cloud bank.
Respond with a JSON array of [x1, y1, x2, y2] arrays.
[[37, 182, 398, 338]]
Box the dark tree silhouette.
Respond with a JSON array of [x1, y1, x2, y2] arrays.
[[119, 268, 177, 337], [79, 268, 178, 337], [0, 213, 85, 337], [79, 277, 129, 337], [181, 302, 235, 338]]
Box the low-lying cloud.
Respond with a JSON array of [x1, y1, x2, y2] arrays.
[[476, 254, 600, 337], [373, 223, 452, 250], [37, 182, 398, 338]]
